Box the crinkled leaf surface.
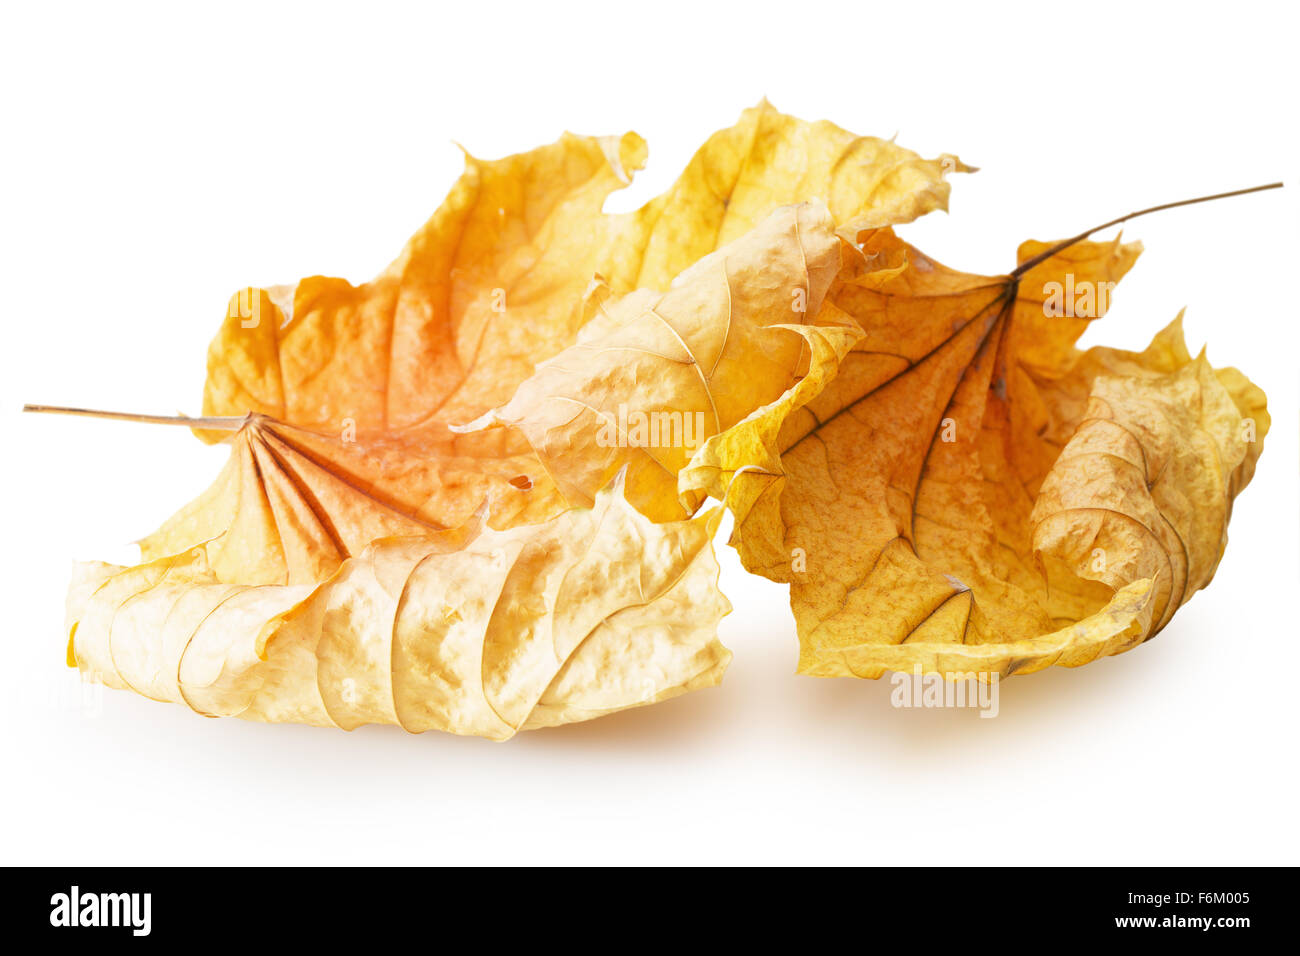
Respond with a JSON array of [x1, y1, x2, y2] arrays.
[[69, 481, 730, 740], [460, 203, 864, 522], [708, 228, 1268, 677]]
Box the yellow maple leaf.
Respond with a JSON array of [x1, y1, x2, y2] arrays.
[[707, 226, 1268, 678], [54, 105, 966, 736]]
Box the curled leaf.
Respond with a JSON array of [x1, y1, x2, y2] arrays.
[[712, 229, 1267, 677], [61, 105, 966, 734], [69, 480, 731, 740]]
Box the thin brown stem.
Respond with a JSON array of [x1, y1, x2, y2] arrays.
[[22, 404, 248, 431], [1010, 182, 1284, 279]]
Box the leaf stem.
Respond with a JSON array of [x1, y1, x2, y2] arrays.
[[22, 404, 248, 431], [1009, 182, 1284, 279]]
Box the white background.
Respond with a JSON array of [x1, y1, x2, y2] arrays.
[[2, 1, 1296, 865]]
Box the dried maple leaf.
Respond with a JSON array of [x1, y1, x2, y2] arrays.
[[52, 105, 967, 736], [67, 479, 731, 740], [702, 225, 1269, 678]]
